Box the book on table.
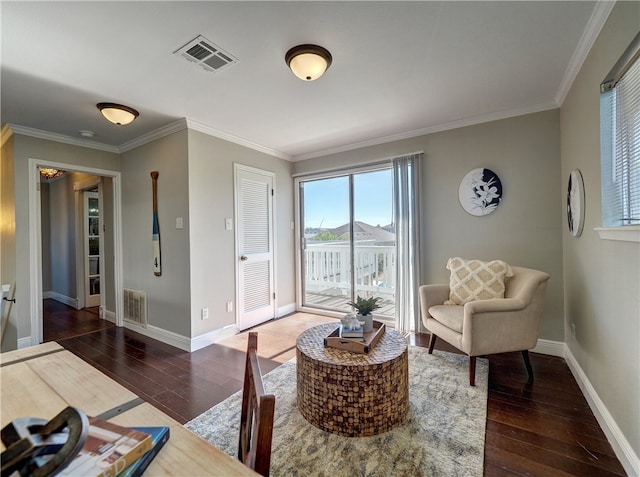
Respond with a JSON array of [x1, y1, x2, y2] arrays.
[[116, 426, 170, 477], [340, 324, 364, 339], [58, 417, 152, 477]]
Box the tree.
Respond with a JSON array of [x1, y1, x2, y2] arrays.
[[313, 231, 341, 241]]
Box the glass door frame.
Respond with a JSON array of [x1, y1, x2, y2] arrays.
[[294, 161, 394, 320]]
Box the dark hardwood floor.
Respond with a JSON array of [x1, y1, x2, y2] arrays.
[[47, 302, 626, 476], [43, 298, 114, 342]]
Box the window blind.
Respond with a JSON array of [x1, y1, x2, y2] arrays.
[[601, 33, 640, 226]]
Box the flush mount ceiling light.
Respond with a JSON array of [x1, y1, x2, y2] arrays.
[[285, 44, 332, 81], [97, 102, 139, 125]]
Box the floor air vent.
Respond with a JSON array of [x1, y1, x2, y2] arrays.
[[123, 288, 147, 327], [174, 35, 238, 73]]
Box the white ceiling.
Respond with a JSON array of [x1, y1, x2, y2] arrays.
[[1, 1, 609, 161]]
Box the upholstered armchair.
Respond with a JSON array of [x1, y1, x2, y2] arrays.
[[419, 262, 550, 386]]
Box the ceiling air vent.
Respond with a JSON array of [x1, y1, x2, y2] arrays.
[[174, 35, 238, 74]]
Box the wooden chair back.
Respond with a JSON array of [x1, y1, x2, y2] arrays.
[[238, 332, 275, 476]]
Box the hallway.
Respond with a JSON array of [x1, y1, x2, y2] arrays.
[[43, 298, 114, 342]]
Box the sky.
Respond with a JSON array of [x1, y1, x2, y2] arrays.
[[303, 169, 393, 229]]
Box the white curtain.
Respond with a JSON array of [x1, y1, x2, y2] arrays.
[[393, 153, 422, 332]]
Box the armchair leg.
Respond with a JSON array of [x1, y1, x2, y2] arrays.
[[521, 350, 534, 383], [428, 333, 437, 354], [469, 356, 477, 386]]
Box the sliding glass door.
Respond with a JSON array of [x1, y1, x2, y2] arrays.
[[299, 168, 395, 318]]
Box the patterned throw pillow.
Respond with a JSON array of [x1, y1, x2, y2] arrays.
[[444, 257, 513, 305]]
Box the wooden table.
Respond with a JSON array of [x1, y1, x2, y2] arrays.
[[0, 343, 257, 476], [296, 323, 409, 437]]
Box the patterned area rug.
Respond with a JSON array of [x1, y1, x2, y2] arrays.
[[186, 347, 488, 477]]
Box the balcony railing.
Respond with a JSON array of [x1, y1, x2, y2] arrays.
[[303, 242, 396, 315]]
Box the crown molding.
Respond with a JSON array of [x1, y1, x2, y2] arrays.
[[185, 118, 291, 161], [292, 101, 558, 162], [118, 119, 188, 153], [3, 119, 291, 160], [555, 0, 615, 106], [5, 124, 120, 153]]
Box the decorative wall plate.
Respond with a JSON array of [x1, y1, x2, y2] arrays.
[[458, 168, 503, 216], [567, 169, 585, 237]]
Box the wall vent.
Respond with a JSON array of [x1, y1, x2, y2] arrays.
[[174, 35, 238, 74], [123, 288, 147, 327]]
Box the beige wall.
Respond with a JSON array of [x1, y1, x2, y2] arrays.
[[4, 133, 120, 346], [187, 130, 295, 338], [120, 130, 192, 336], [0, 134, 17, 351], [48, 174, 77, 299], [293, 108, 565, 340], [102, 176, 116, 314], [560, 1, 640, 463]]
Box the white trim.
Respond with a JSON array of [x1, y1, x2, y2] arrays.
[[103, 309, 116, 324], [17, 336, 32, 350], [119, 119, 187, 153], [291, 103, 557, 162], [555, 1, 615, 106], [6, 119, 289, 161], [531, 338, 565, 357], [189, 324, 238, 352], [564, 345, 640, 477], [8, 124, 119, 153], [277, 302, 296, 318], [595, 226, 640, 242], [28, 160, 43, 344], [186, 118, 291, 161], [123, 322, 191, 351], [123, 322, 237, 352], [28, 158, 125, 345], [47, 292, 78, 309]]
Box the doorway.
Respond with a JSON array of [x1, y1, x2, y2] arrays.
[[234, 164, 276, 331], [298, 168, 396, 319], [29, 158, 123, 345]]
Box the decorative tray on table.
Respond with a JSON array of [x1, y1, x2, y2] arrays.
[[324, 321, 386, 354]]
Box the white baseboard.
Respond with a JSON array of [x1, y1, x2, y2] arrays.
[[189, 324, 238, 352], [532, 338, 565, 357], [277, 302, 296, 317], [564, 345, 639, 477], [17, 336, 32, 349], [102, 309, 116, 324], [123, 321, 238, 352], [48, 291, 78, 309], [123, 322, 192, 351]]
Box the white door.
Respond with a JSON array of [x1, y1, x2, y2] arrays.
[[84, 191, 101, 308], [235, 164, 275, 330]]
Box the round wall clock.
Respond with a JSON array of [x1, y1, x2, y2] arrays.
[[458, 168, 503, 216], [567, 169, 585, 237]]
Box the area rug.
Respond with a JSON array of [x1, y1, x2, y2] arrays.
[[185, 347, 488, 477]]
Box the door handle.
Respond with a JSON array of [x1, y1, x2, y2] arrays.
[[240, 255, 248, 261]]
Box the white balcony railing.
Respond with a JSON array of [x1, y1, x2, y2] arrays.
[[304, 243, 396, 309]]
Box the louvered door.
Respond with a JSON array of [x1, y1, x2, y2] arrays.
[[235, 165, 275, 330]]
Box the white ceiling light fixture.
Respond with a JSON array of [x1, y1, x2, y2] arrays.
[[97, 102, 139, 125], [285, 44, 332, 81]]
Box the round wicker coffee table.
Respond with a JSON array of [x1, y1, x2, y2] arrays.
[[296, 322, 409, 437]]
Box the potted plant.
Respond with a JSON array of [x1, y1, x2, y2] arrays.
[[347, 296, 382, 332]]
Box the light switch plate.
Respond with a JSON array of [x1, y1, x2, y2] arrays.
[[225, 218, 233, 230], [176, 217, 184, 229]]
